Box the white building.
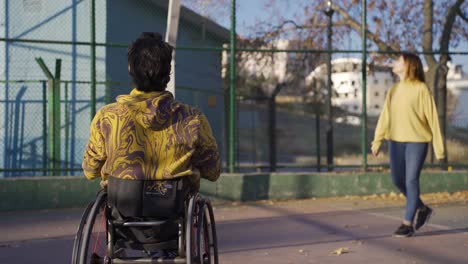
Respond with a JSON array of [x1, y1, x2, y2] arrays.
[[447, 62, 468, 128], [306, 58, 395, 118]]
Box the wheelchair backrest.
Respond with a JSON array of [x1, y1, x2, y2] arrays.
[[108, 177, 189, 219]]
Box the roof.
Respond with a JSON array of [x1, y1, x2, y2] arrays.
[[148, 0, 230, 41]]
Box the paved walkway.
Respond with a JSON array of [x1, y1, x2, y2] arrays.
[[0, 195, 467, 264]]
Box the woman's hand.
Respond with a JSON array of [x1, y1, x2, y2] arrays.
[[372, 149, 380, 157]]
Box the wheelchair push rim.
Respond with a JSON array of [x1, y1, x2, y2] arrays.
[[71, 200, 94, 264], [77, 192, 109, 264], [186, 194, 219, 264]]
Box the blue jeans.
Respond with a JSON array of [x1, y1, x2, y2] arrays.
[[389, 140, 428, 223]]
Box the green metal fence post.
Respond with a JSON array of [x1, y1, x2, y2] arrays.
[[315, 109, 321, 172], [268, 84, 284, 172], [229, 0, 236, 173], [65, 81, 70, 173], [105, 79, 111, 104], [325, 2, 334, 172], [52, 59, 61, 175], [361, 0, 368, 171], [269, 97, 276, 172], [36, 57, 61, 175], [90, 0, 96, 119], [42, 81, 47, 176]]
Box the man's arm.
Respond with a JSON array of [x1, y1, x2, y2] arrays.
[[193, 114, 221, 181], [82, 111, 107, 180]]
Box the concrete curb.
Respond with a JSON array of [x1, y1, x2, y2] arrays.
[[0, 172, 467, 211]]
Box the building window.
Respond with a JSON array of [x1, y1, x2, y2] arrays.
[[374, 79, 379, 84], [354, 89, 358, 98], [345, 93, 348, 98], [354, 105, 358, 110], [375, 92, 379, 97], [374, 104, 379, 109], [384, 79, 389, 85], [351, 81, 355, 86]]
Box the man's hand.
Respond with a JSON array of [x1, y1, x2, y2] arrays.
[[100, 180, 108, 189]]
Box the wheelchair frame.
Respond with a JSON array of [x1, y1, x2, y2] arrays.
[[71, 190, 218, 264]]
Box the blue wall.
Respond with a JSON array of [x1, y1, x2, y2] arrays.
[[0, 0, 107, 176]]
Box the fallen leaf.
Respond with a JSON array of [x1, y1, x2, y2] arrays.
[[331, 247, 349, 256]]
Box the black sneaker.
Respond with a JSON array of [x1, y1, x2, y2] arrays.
[[393, 224, 414, 237], [415, 206, 433, 230]]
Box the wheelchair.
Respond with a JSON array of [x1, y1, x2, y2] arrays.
[[71, 177, 219, 264]]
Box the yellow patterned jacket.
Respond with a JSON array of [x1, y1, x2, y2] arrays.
[[82, 89, 221, 189]]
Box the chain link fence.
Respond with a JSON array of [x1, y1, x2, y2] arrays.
[[0, 0, 467, 176]]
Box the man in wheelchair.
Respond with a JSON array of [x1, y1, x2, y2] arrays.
[[80, 32, 221, 263]]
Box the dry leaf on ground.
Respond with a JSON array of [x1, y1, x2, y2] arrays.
[[331, 247, 349, 256]]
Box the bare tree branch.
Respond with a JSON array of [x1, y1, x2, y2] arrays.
[[331, 2, 400, 53], [440, 0, 465, 54], [457, 6, 468, 23]]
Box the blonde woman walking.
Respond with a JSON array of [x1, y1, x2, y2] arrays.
[[371, 52, 445, 237]]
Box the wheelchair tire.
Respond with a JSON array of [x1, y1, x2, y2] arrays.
[[76, 191, 109, 264], [185, 194, 198, 264], [203, 200, 219, 264], [186, 195, 219, 264], [71, 201, 94, 264], [196, 199, 206, 263]]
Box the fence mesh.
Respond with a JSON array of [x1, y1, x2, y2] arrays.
[[0, 0, 467, 177]]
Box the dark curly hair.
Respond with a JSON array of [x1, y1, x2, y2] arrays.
[[127, 32, 174, 92]]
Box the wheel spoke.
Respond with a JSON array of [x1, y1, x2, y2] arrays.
[[92, 209, 106, 254]]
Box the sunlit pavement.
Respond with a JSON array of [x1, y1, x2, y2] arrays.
[[1, 194, 467, 264]]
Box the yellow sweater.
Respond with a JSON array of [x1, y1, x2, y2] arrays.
[[371, 80, 445, 159]]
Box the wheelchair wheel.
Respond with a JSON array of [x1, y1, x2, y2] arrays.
[[203, 200, 219, 264], [75, 191, 109, 264], [186, 194, 198, 264], [186, 195, 219, 264], [71, 201, 94, 264]]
